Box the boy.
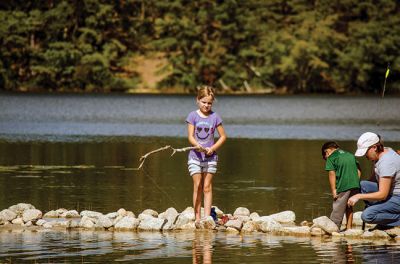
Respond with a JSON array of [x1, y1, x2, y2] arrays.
[[322, 141, 361, 230]]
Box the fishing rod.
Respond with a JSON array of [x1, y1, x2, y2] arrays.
[[377, 63, 391, 127]]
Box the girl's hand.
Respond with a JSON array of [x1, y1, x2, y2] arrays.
[[205, 147, 214, 156], [347, 195, 359, 206]]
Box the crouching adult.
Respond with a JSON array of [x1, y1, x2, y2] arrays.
[[347, 132, 400, 230]]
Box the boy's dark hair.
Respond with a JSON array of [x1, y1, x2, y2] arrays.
[[321, 141, 340, 160]]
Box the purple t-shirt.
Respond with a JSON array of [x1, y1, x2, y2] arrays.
[[186, 110, 223, 161]]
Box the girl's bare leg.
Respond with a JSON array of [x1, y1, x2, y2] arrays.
[[192, 173, 203, 221], [203, 173, 214, 217]]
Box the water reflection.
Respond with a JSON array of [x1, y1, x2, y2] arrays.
[[192, 231, 213, 264]]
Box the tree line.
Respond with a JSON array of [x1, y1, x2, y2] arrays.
[[0, 0, 399, 94]]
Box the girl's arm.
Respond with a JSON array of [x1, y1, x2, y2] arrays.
[[208, 124, 227, 154], [187, 123, 200, 148], [348, 177, 392, 206]]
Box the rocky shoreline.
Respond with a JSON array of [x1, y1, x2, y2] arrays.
[[1, 203, 400, 241]]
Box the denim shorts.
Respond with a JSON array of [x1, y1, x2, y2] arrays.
[[188, 159, 217, 176]]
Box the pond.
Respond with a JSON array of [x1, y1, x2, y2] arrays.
[[0, 93, 400, 263]]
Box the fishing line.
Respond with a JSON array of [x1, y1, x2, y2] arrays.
[[141, 163, 179, 208]]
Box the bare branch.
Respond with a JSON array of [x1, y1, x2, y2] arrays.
[[134, 145, 206, 170]]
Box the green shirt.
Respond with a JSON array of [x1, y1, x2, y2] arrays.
[[325, 149, 360, 193]]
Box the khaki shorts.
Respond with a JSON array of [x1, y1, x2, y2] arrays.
[[330, 188, 359, 228]]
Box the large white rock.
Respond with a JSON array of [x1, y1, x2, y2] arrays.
[[96, 216, 113, 229], [9, 203, 35, 215], [199, 216, 216, 230], [225, 219, 243, 231], [79, 216, 95, 229], [43, 210, 59, 218], [22, 209, 42, 223], [257, 217, 282, 233], [80, 210, 103, 219], [233, 207, 250, 217], [241, 221, 259, 233], [160, 207, 179, 230], [249, 212, 260, 221], [138, 217, 166, 231], [0, 209, 17, 222], [141, 209, 158, 218], [61, 210, 80, 218], [117, 208, 127, 217], [280, 226, 310, 236], [269, 211, 296, 224], [114, 216, 140, 230], [312, 216, 339, 234], [11, 217, 24, 225]]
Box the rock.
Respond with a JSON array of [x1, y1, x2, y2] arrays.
[[361, 230, 391, 239], [226, 227, 240, 234], [114, 216, 140, 230], [225, 219, 243, 231], [43, 222, 53, 229], [24, 221, 33, 227], [312, 216, 339, 234], [352, 211, 363, 226], [61, 210, 80, 218], [43, 210, 59, 218], [310, 226, 327, 236], [117, 208, 127, 217], [174, 214, 193, 229], [141, 209, 158, 218], [236, 215, 250, 223], [181, 207, 195, 220], [249, 212, 260, 221], [79, 216, 96, 229], [257, 217, 282, 233], [80, 210, 103, 219], [280, 226, 310, 236], [342, 229, 364, 237], [138, 213, 154, 221], [386, 227, 400, 237], [53, 220, 71, 228], [138, 217, 166, 231], [56, 208, 68, 215], [160, 207, 179, 230], [241, 221, 259, 233], [269, 211, 296, 224], [233, 207, 250, 217], [0, 209, 17, 222], [22, 209, 42, 223], [96, 216, 113, 229], [199, 216, 216, 230], [11, 217, 24, 225], [213, 206, 224, 218], [8, 203, 35, 215], [36, 219, 46, 226], [105, 212, 119, 220]]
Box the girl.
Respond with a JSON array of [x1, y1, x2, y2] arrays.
[[186, 86, 227, 226]]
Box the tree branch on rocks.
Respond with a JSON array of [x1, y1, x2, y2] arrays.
[[134, 145, 206, 170]]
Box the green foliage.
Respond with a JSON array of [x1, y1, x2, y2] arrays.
[[0, 0, 399, 93]]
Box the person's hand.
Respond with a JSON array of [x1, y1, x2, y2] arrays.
[[347, 195, 360, 206], [205, 147, 214, 156], [332, 190, 338, 201]]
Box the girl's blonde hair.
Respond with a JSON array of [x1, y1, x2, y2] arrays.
[[197, 85, 215, 100]]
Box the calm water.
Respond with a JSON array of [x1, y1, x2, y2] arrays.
[[0, 93, 400, 263]]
